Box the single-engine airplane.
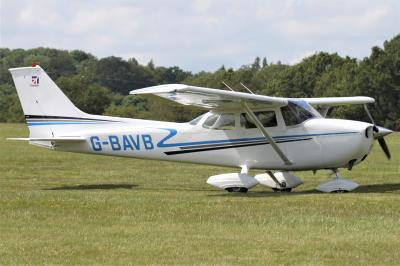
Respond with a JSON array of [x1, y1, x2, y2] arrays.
[[8, 65, 393, 192]]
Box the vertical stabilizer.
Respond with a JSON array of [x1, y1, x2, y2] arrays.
[[9, 65, 87, 138]]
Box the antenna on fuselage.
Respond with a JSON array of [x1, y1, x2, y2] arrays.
[[239, 82, 255, 94], [222, 81, 235, 91]]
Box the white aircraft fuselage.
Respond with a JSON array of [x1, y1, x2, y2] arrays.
[[10, 65, 391, 193], [27, 112, 374, 171]]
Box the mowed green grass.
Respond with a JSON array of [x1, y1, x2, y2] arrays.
[[0, 123, 400, 265]]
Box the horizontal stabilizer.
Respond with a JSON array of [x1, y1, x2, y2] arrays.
[[7, 136, 86, 142]]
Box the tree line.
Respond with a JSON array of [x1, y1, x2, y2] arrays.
[[1, 34, 399, 129]]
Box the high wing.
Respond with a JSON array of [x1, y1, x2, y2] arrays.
[[303, 96, 375, 106], [130, 84, 288, 109], [130, 84, 374, 109]]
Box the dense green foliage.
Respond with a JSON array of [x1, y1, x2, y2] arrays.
[[1, 124, 400, 264], [1, 34, 399, 127]]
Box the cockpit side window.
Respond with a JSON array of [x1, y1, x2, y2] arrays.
[[203, 113, 235, 130], [240, 111, 277, 129], [281, 100, 319, 126], [256, 111, 277, 127]]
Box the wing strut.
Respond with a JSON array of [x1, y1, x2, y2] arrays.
[[242, 101, 293, 165]]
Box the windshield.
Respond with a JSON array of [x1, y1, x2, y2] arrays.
[[281, 100, 321, 126]]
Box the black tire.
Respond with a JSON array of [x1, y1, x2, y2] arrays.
[[331, 189, 349, 193], [272, 187, 292, 192], [226, 187, 248, 193], [237, 187, 248, 193]]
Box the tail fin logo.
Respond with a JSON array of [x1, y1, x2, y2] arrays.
[[31, 75, 39, 86]]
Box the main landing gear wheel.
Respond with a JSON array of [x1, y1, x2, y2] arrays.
[[226, 187, 248, 193], [272, 188, 292, 192], [271, 181, 292, 192], [330, 189, 349, 193]]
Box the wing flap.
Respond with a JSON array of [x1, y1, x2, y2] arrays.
[[131, 84, 288, 109]]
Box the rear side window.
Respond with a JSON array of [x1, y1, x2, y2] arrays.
[[203, 114, 219, 128], [203, 113, 235, 130], [189, 114, 204, 125], [240, 111, 277, 128]]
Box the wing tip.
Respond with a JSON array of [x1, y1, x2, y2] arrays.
[[304, 96, 376, 106]]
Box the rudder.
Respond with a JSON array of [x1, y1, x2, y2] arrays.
[[9, 65, 87, 138]]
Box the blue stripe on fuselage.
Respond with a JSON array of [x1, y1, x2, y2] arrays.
[[156, 128, 358, 148]]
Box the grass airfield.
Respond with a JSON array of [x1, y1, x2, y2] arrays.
[[1, 123, 400, 265]]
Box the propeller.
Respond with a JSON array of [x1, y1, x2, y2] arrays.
[[378, 138, 391, 159], [363, 105, 393, 159]]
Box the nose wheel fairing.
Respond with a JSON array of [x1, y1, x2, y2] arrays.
[[316, 171, 359, 193], [316, 178, 359, 193]]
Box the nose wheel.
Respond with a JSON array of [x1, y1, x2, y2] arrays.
[[316, 169, 359, 193]]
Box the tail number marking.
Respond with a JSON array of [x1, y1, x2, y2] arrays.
[[90, 135, 154, 151]]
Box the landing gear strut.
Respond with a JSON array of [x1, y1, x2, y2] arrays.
[[254, 171, 303, 192]]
